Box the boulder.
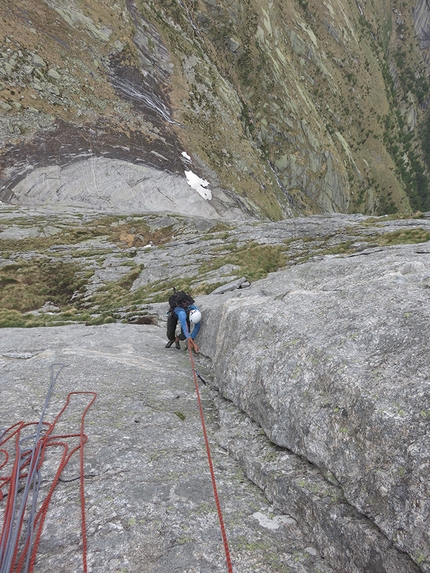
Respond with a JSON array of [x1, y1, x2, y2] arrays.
[[199, 242, 430, 572]]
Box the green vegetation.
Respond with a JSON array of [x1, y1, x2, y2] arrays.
[[0, 215, 174, 253], [321, 241, 353, 255], [0, 307, 117, 329], [0, 209, 430, 328], [0, 233, 289, 327], [375, 227, 430, 246], [0, 259, 85, 313], [84, 264, 147, 310], [0, 213, 178, 327], [420, 110, 430, 177], [199, 242, 286, 281], [363, 212, 424, 225], [415, 552, 427, 567], [0, 309, 50, 328]]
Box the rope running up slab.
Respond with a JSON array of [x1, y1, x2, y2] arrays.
[[187, 346, 233, 573]]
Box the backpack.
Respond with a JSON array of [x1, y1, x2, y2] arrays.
[[168, 291, 195, 311]]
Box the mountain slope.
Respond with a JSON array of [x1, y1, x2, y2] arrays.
[[0, 0, 429, 218]]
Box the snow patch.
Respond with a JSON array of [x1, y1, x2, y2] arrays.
[[185, 170, 212, 200], [181, 151, 191, 160]]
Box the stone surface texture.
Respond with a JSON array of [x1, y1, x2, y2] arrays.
[[197, 243, 430, 572], [5, 158, 247, 221], [0, 324, 334, 573], [0, 207, 429, 573], [1, 0, 430, 217]]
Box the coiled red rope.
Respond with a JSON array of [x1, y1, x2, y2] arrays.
[[0, 390, 96, 573], [187, 346, 233, 573]]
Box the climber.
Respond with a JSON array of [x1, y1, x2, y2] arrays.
[[165, 290, 201, 353]]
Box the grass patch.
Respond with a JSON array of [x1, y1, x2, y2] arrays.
[[86, 271, 193, 311], [0, 309, 39, 328], [64, 216, 174, 250], [0, 308, 113, 328], [211, 241, 238, 253], [69, 248, 115, 257], [0, 259, 85, 313], [362, 212, 424, 225], [209, 222, 234, 233], [376, 227, 430, 245], [0, 215, 175, 254], [143, 278, 195, 304], [86, 271, 226, 313], [117, 265, 144, 290], [320, 241, 354, 255], [199, 242, 286, 281], [191, 281, 227, 295], [0, 236, 63, 253]]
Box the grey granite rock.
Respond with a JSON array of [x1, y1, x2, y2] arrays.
[[1, 0, 429, 219], [0, 206, 429, 572], [5, 158, 246, 221], [198, 242, 430, 572], [0, 324, 334, 573], [210, 277, 250, 294]]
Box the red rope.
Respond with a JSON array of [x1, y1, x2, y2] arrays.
[[187, 346, 233, 573], [0, 391, 96, 573], [0, 429, 22, 563]]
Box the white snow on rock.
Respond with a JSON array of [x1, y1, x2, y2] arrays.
[[185, 170, 212, 200]]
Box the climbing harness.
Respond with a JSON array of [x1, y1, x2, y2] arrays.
[[187, 347, 233, 573], [0, 364, 96, 573]]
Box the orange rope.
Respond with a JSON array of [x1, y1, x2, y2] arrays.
[[187, 346, 233, 573]]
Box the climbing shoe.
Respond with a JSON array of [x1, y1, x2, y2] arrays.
[[165, 340, 175, 348], [175, 337, 181, 350]]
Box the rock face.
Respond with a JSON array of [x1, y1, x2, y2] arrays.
[[0, 323, 337, 573], [0, 205, 429, 572], [414, 0, 430, 50], [198, 242, 430, 572], [1, 0, 430, 218], [3, 157, 247, 220]]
